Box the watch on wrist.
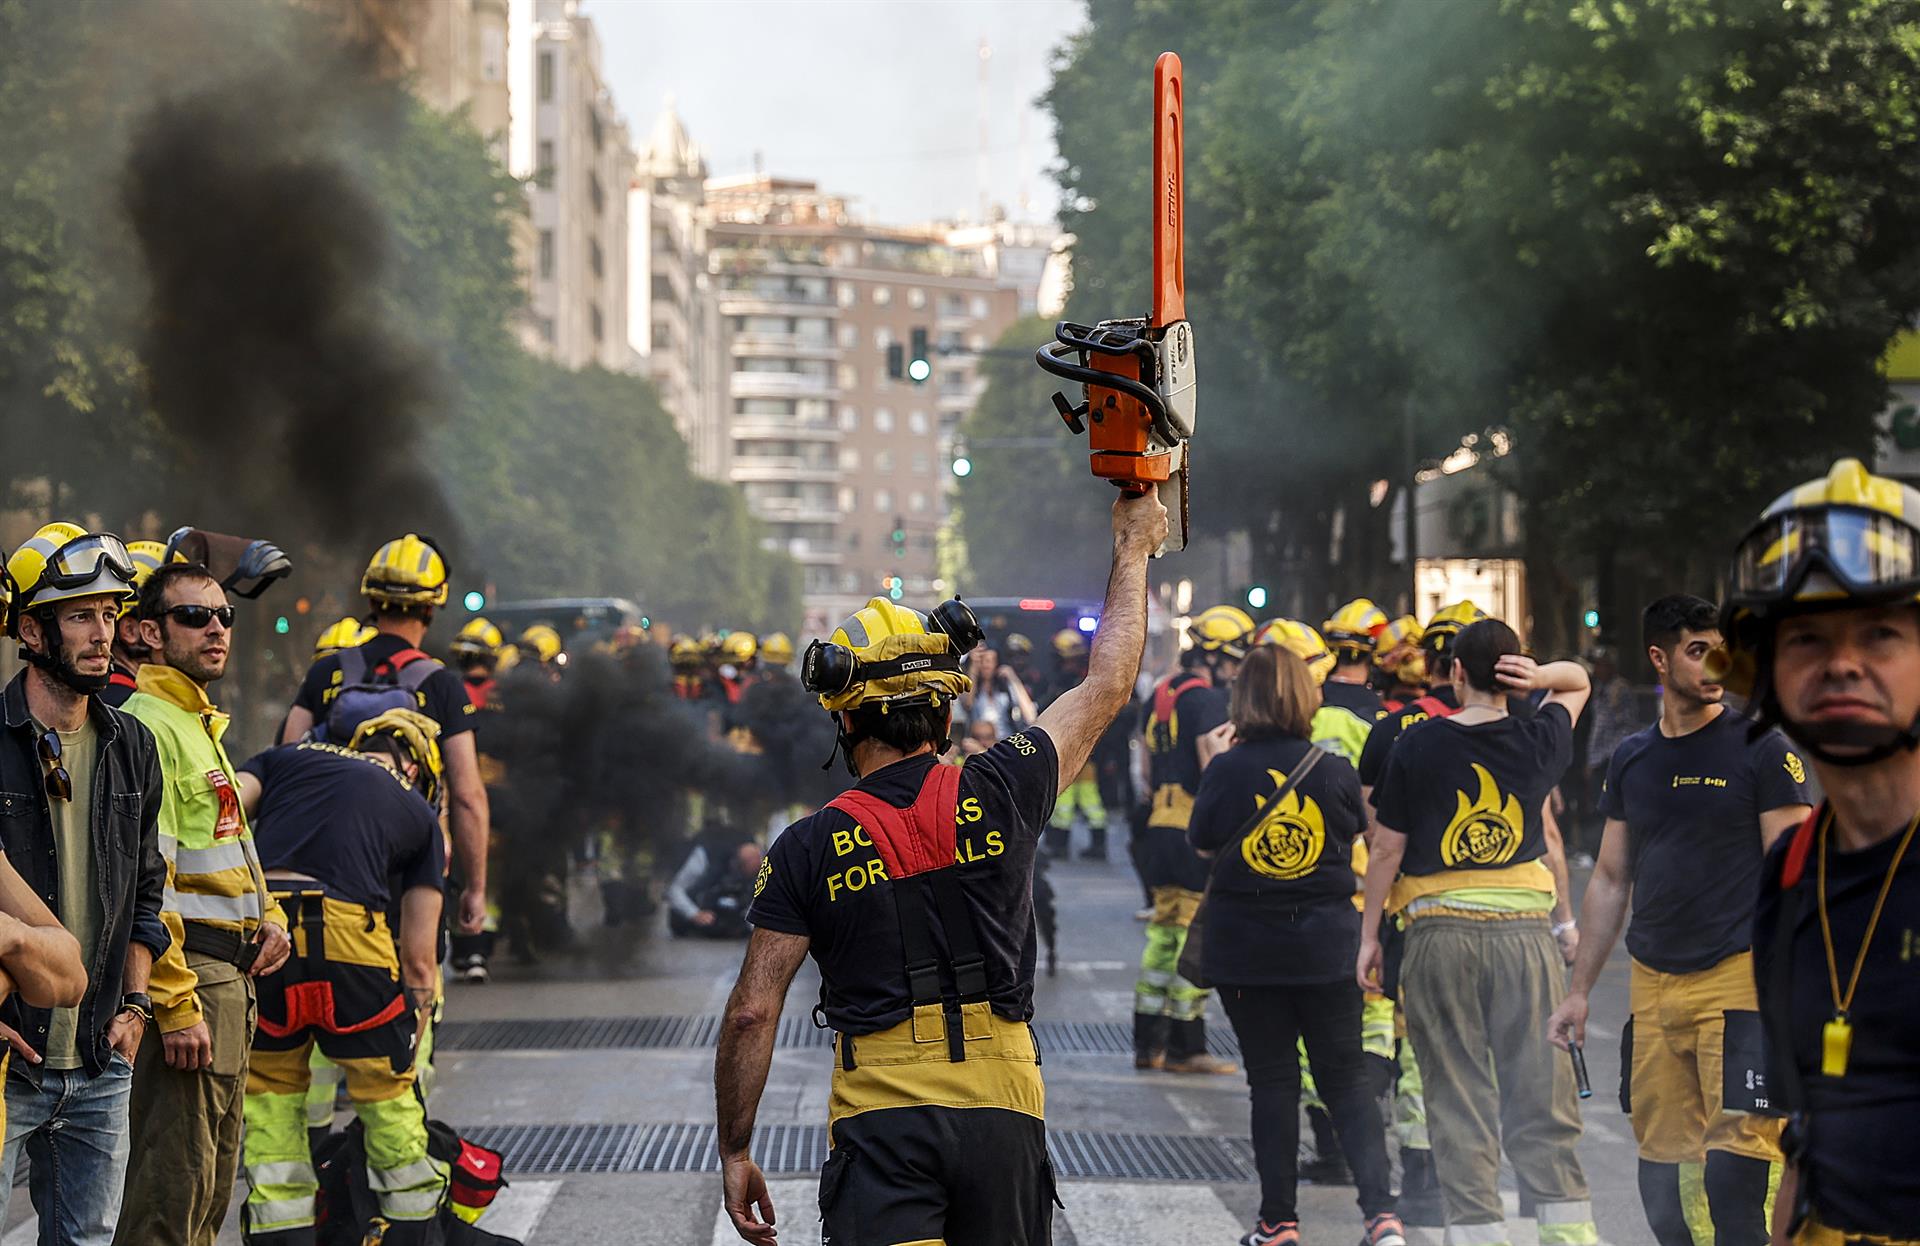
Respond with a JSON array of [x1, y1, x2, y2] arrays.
[[118, 993, 154, 1024]]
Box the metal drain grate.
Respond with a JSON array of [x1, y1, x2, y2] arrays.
[[466, 1122, 1254, 1182], [440, 1015, 1235, 1058]]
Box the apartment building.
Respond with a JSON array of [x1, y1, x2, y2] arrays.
[[704, 176, 1020, 631], [522, 0, 634, 371]]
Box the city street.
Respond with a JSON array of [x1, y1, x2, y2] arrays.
[[44, 850, 1651, 1246]]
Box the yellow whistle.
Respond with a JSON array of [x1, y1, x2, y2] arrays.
[[1822, 1015, 1853, 1078]]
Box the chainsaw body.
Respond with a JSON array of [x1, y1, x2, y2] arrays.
[[1035, 51, 1193, 554]]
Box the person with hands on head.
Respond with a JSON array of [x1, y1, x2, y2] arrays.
[[714, 489, 1166, 1246], [117, 562, 290, 1246], [280, 534, 490, 940], [1358, 620, 1599, 1246], [0, 526, 161, 1246], [1546, 595, 1807, 1246]]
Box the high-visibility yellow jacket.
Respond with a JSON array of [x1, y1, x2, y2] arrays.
[[124, 665, 286, 1033]]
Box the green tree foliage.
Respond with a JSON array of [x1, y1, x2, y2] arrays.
[[950, 318, 1120, 600], [1045, 0, 1920, 648], [0, 0, 796, 635]]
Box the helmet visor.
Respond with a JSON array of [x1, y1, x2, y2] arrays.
[[1733, 507, 1920, 602], [43, 534, 136, 592]]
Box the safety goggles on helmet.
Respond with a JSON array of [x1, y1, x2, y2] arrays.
[[1730, 505, 1920, 609], [802, 597, 984, 701], [34, 534, 137, 596]]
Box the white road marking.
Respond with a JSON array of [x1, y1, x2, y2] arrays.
[[710, 1177, 816, 1246], [482, 1177, 564, 1241], [1058, 1180, 1245, 1245]]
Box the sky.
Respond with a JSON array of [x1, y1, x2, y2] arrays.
[[576, 0, 1085, 228]]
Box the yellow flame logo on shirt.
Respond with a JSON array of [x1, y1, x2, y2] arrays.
[[1441, 763, 1524, 867], [1241, 771, 1326, 881], [1784, 751, 1805, 785], [753, 858, 772, 899]]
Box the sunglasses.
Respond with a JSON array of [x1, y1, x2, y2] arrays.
[[37, 731, 71, 804], [161, 604, 235, 630]]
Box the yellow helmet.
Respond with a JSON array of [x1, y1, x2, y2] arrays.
[[1373, 614, 1426, 683], [1004, 632, 1033, 657], [760, 632, 795, 667], [670, 636, 705, 672], [1253, 618, 1335, 686], [360, 534, 449, 609], [6, 524, 138, 639], [1323, 598, 1388, 659], [1422, 600, 1489, 656], [1712, 457, 1920, 700], [314, 616, 376, 660], [1052, 628, 1089, 659], [348, 708, 445, 806], [450, 617, 504, 663], [120, 541, 172, 620], [519, 624, 563, 665], [1189, 604, 1256, 659], [805, 597, 975, 712], [721, 631, 758, 664]]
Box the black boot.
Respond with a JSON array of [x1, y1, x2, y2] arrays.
[[1298, 1106, 1351, 1184], [1134, 1012, 1170, 1069], [1398, 1146, 1445, 1226]]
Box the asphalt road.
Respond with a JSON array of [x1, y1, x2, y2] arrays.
[[1, 838, 1656, 1245]]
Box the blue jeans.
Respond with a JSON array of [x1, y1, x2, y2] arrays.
[[0, 1053, 135, 1246]]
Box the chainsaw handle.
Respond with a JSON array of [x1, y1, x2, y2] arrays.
[[1034, 338, 1178, 445]]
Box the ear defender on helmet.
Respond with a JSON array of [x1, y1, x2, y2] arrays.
[[801, 639, 860, 698], [924, 596, 984, 656]]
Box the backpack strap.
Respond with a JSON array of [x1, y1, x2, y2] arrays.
[[1149, 673, 1207, 730], [337, 645, 368, 689], [1765, 805, 1824, 1135], [1410, 693, 1455, 719]]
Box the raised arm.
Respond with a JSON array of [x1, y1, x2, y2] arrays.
[[1035, 491, 1169, 792]]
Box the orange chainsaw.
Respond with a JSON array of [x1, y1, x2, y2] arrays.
[[1037, 51, 1194, 555]]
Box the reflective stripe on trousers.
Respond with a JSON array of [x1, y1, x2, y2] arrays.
[[1534, 1199, 1600, 1245], [1135, 921, 1206, 1022]]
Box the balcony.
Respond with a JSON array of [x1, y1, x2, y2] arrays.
[[717, 286, 836, 317], [730, 456, 840, 485], [729, 332, 838, 360], [763, 536, 845, 565], [747, 496, 842, 527], [729, 371, 840, 400], [733, 417, 842, 442]]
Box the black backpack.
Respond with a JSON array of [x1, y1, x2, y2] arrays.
[[307, 1118, 521, 1246], [319, 645, 441, 745]]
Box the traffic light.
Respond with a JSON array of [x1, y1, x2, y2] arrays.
[[273, 615, 291, 635], [1583, 609, 1601, 629], [891, 515, 907, 557], [463, 589, 487, 612], [908, 328, 931, 383], [1245, 584, 1269, 612], [888, 575, 904, 602], [886, 342, 904, 380], [951, 455, 972, 478]]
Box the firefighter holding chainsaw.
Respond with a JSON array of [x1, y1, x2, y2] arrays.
[[714, 490, 1165, 1246], [234, 710, 449, 1244]]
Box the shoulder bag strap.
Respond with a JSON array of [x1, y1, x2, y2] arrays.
[[1203, 745, 1325, 887]]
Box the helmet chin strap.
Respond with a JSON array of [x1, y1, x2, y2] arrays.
[[1778, 712, 1920, 768], [19, 644, 111, 696]]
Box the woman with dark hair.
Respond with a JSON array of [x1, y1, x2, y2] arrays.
[[1190, 644, 1404, 1246], [1359, 617, 1597, 1245]]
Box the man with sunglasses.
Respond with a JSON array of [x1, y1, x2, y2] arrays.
[[117, 563, 290, 1246], [1711, 458, 1920, 1244], [0, 524, 167, 1246]]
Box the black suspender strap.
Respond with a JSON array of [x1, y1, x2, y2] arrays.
[[890, 876, 946, 1016], [927, 869, 990, 1063]]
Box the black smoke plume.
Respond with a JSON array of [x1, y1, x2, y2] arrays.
[[121, 70, 459, 559]]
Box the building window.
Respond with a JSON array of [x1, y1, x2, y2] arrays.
[[875, 489, 893, 513], [537, 140, 555, 187], [538, 316, 555, 343], [589, 172, 604, 215], [911, 452, 929, 475], [537, 51, 554, 102], [838, 284, 857, 308], [910, 490, 928, 513], [652, 324, 671, 350], [838, 363, 858, 389], [481, 27, 505, 82], [874, 328, 893, 349], [907, 410, 928, 435], [838, 324, 858, 348], [590, 303, 604, 342], [908, 287, 927, 309], [840, 406, 859, 432], [538, 230, 554, 279], [874, 409, 894, 433], [589, 239, 604, 278], [873, 285, 893, 307], [840, 486, 859, 513], [589, 107, 604, 152], [876, 449, 894, 473], [971, 295, 990, 318], [839, 447, 860, 470]]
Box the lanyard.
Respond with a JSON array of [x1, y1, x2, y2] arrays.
[[1815, 807, 1920, 1076]]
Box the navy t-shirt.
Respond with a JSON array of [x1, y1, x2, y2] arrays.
[[1188, 734, 1364, 985], [240, 742, 444, 910], [748, 730, 1058, 1035], [1754, 816, 1920, 1236], [292, 634, 475, 740], [1373, 704, 1573, 877], [1320, 678, 1385, 725], [1602, 710, 1810, 973], [1356, 685, 1459, 789]]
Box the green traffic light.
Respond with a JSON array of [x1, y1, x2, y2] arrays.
[[890, 585, 905, 601], [952, 456, 972, 478], [274, 616, 291, 635], [907, 358, 932, 383], [1583, 609, 1601, 628], [1246, 586, 1268, 611], [464, 590, 486, 612]]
